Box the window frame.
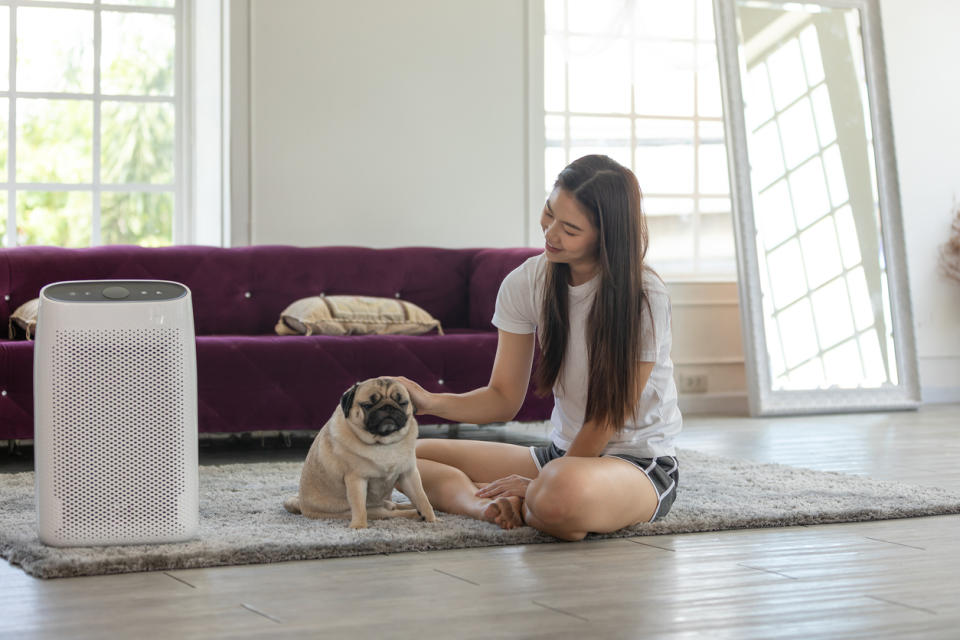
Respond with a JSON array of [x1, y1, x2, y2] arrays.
[[0, 0, 189, 248], [527, 0, 736, 280]]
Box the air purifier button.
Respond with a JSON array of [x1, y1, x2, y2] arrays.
[[102, 286, 130, 300]]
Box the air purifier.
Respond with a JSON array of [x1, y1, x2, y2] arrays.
[[34, 280, 199, 547]]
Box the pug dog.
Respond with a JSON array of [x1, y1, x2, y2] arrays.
[[283, 377, 437, 529]]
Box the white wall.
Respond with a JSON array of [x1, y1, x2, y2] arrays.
[[880, 0, 960, 401], [245, 0, 960, 407], [249, 0, 528, 248]]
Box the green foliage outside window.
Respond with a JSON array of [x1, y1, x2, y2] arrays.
[[8, 8, 176, 248]]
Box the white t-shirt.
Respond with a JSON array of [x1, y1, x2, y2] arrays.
[[492, 254, 681, 458]]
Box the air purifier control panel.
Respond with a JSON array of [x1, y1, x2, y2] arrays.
[[44, 280, 188, 303]]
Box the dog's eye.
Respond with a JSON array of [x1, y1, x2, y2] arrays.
[[359, 402, 374, 410], [369, 394, 380, 404]]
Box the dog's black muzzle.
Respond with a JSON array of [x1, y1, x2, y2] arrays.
[[364, 403, 408, 436]]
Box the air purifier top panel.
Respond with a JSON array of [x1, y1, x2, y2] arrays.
[[42, 280, 188, 303]]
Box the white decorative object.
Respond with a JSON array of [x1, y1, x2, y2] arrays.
[[34, 280, 199, 546]]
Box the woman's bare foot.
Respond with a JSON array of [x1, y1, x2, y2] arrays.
[[481, 496, 525, 529]]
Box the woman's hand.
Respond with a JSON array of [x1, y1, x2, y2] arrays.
[[475, 474, 532, 499], [393, 376, 434, 415]]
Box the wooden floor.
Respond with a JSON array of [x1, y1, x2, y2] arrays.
[[3, 404, 959, 639]]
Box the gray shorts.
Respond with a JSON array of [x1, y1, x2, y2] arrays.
[[529, 442, 679, 522]]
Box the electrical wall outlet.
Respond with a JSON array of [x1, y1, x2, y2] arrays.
[[677, 372, 709, 394]]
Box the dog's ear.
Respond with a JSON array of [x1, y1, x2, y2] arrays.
[[340, 382, 359, 416]]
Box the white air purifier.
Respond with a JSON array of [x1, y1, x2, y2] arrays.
[[34, 280, 199, 547]]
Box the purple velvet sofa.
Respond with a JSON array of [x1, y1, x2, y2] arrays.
[[0, 245, 551, 441]]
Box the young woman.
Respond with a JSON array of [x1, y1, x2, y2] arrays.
[[397, 154, 681, 541]]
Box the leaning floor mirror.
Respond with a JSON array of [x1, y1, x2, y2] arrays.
[[713, 0, 921, 415]]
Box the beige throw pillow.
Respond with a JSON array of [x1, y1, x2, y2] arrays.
[[275, 295, 443, 337], [8, 298, 39, 340]]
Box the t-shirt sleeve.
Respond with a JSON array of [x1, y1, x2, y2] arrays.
[[639, 290, 671, 362], [492, 263, 538, 335]]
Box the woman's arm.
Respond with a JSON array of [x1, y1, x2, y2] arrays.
[[396, 329, 535, 425], [565, 361, 655, 457]]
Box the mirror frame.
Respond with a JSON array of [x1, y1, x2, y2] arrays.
[[713, 0, 921, 415]]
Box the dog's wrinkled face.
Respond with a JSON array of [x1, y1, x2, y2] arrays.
[[340, 377, 413, 444]]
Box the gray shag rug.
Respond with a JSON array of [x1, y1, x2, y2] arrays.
[[4, 448, 960, 579]]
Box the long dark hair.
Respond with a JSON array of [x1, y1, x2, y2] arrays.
[[534, 155, 652, 432]]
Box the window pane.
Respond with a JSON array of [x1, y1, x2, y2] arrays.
[[757, 179, 795, 250], [544, 0, 564, 33], [767, 38, 806, 111], [777, 298, 818, 367], [810, 84, 836, 147], [812, 278, 854, 349], [544, 35, 566, 112], [697, 45, 722, 118], [750, 121, 785, 190], [635, 0, 695, 39], [765, 238, 806, 309], [101, 102, 175, 184], [567, 36, 631, 113], [698, 120, 728, 194], [778, 98, 819, 170], [696, 0, 715, 40], [568, 0, 630, 35], [101, 11, 175, 96], [744, 64, 774, 130], [0, 98, 7, 176], [108, 0, 174, 6], [569, 116, 630, 168], [800, 216, 843, 289], [646, 214, 695, 268], [799, 25, 825, 86], [700, 196, 730, 213], [17, 7, 93, 93], [789, 156, 830, 228], [636, 119, 694, 193], [635, 42, 694, 117], [0, 9, 8, 91], [17, 99, 93, 183], [17, 191, 91, 247], [101, 191, 173, 246], [0, 192, 6, 245], [544, 114, 566, 191], [699, 211, 735, 261]]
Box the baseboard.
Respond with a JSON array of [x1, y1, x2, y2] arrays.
[[678, 391, 749, 416], [921, 386, 960, 404]]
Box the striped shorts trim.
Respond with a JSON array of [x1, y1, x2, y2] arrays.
[[529, 442, 679, 522]]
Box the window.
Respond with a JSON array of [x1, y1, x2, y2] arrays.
[[541, 0, 734, 277], [0, 0, 181, 248]]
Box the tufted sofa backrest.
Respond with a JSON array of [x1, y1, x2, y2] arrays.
[[0, 245, 542, 335]]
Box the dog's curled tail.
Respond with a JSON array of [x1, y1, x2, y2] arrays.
[[283, 496, 302, 514]]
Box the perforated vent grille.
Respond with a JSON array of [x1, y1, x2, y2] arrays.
[[51, 328, 187, 543]]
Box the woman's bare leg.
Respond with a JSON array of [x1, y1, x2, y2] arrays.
[[522, 456, 660, 541], [414, 439, 539, 524]]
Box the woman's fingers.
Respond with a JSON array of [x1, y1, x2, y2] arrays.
[[393, 376, 431, 415]]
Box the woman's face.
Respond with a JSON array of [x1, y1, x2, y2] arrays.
[[540, 187, 600, 273]]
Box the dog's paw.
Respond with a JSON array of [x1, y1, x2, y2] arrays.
[[420, 509, 438, 523], [349, 520, 368, 529]]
